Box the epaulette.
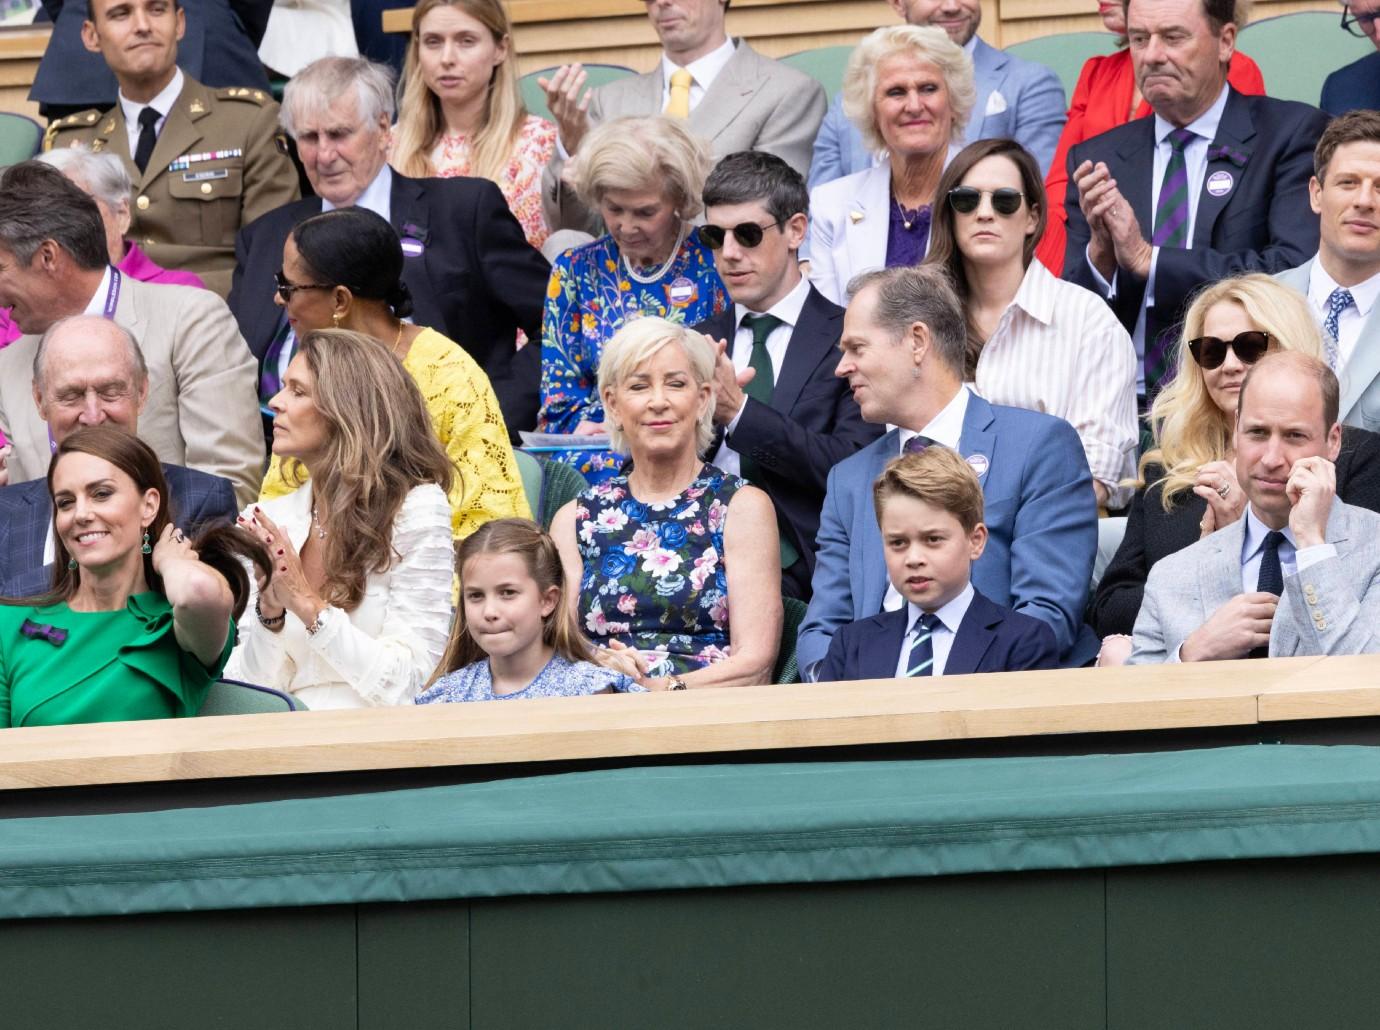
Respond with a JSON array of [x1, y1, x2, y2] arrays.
[[42, 108, 102, 151], [216, 87, 272, 105]]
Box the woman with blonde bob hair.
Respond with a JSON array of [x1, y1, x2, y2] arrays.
[[389, 0, 556, 249], [551, 317, 782, 690], [537, 116, 728, 482], [230, 329, 458, 709], [1091, 274, 1380, 661], [807, 25, 976, 305]]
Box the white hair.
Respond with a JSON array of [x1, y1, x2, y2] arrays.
[[282, 56, 397, 138], [597, 317, 716, 456], [37, 146, 132, 212], [841, 25, 976, 153]]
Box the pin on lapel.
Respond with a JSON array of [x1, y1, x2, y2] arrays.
[[189, 98, 207, 114], [849, 210, 864, 224], [102, 119, 116, 134]]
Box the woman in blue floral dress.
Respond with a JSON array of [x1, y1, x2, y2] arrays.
[[551, 317, 783, 689], [537, 116, 728, 482]]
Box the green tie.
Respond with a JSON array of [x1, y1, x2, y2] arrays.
[[736, 312, 799, 572]]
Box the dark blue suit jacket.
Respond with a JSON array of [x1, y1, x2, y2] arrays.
[[816, 588, 1060, 682], [796, 393, 1100, 674], [230, 173, 551, 435], [1321, 52, 1380, 117], [693, 285, 883, 600], [1063, 88, 1327, 357], [0, 463, 236, 598]]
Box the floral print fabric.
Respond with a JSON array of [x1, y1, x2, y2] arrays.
[[575, 464, 744, 676], [536, 230, 728, 482]]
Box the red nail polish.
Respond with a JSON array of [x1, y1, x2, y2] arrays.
[[276, 548, 284, 555]]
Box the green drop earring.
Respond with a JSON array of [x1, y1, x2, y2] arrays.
[[67, 558, 77, 570], [141, 531, 152, 555]]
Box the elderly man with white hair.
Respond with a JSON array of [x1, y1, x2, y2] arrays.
[[229, 56, 552, 437]]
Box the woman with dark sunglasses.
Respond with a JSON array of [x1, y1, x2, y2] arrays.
[[1091, 273, 1380, 662], [926, 138, 1138, 511]]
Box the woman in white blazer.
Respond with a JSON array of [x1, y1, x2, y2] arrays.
[[807, 25, 974, 305]]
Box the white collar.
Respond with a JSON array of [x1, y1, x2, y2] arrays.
[[907, 581, 975, 636], [1241, 504, 1298, 562], [1308, 258, 1380, 319], [962, 35, 978, 57], [118, 67, 184, 129], [898, 385, 970, 453], [1153, 81, 1229, 147], [1007, 259, 1057, 327], [81, 265, 115, 316], [323, 164, 393, 218], [734, 274, 810, 333], [661, 36, 736, 91]]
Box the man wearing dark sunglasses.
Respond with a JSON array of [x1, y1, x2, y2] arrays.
[[1130, 351, 1380, 663], [692, 151, 882, 601], [1321, 1, 1380, 116]]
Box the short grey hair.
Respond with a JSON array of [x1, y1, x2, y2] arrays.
[[281, 56, 397, 138], [842, 25, 976, 154], [597, 317, 716, 456], [34, 315, 148, 392], [37, 146, 133, 212], [567, 116, 711, 220], [846, 265, 967, 379]]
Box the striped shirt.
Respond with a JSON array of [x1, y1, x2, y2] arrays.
[[971, 260, 1139, 507]]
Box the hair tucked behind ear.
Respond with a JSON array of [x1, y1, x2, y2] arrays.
[[427, 518, 593, 684]]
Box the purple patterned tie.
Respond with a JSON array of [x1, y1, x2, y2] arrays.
[[904, 434, 937, 455], [1144, 128, 1198, 397]]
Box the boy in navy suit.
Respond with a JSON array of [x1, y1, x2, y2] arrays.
[[817, 447, 1059, 682]]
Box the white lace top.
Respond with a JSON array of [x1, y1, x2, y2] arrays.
[[225, 482, 455, 709]]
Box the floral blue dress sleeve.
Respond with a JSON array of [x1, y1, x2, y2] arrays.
[[415, 654, 645, 702]]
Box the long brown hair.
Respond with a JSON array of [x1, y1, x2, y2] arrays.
[[427, 518, 592, 684], [277, 329, 454, 611], [11, 426, 269, 619], [924, 138, 1048, 379]]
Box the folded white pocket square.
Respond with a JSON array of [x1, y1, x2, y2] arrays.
[[984, 90, 1008, 116]]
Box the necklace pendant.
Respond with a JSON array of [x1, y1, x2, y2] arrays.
[[903, 219, 913, 230]]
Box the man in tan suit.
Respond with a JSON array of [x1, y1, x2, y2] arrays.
[[43, 0, 299, 297], [0, 162, 264, 506]]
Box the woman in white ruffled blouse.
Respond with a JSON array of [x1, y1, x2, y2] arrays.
[[228, 329, 455, 709]]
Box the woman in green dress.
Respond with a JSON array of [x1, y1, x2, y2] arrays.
[[0, 427, 269, 728]]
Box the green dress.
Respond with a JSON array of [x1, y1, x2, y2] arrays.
[[0, 592, 234, 728]]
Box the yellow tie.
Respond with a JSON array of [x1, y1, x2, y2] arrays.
[[665, 68, 693, 119]]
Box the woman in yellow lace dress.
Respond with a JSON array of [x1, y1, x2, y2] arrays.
[[258, 206, 530, 536]]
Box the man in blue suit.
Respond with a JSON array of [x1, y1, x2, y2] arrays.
[[0, 316, 236, 597], [1321, 1, 1380, 116], [694, 152, 882, 600], [807, 0, 1066, 187], [796, 265, 1099, 676]]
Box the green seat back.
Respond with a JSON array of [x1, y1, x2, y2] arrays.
[[514, 449, 544, 521], [199, 678, 303, 716], [537, 459, 589, 528], [1237, 12, 1373, 105], [1003, 31, 1119, 99], [0, 112, 43, 167], [519, 64, 638, 123], [773, 596, 809, 684], [779, 45, 854, 98]]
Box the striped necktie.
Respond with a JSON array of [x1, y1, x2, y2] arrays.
[[1143, 128, 1197, 397], [905, 612, 943, 677]]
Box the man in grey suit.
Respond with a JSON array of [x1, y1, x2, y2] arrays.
[[538, 0, 827, 234], [1130, 352, 1380, 664], [0, 162, 263, 507], [807, 0, 1066, 187], [1277, 111, 1380, 434]]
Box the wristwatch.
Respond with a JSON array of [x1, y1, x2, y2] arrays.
[[667, 675, 688, 691]]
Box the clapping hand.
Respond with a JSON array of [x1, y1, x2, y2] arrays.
[[1072, 160, 1153, 280], [711, 337, 755, 426], [598, 639, 650, 681], [237, 507, 324, 624], [537, 63, 592, 156]]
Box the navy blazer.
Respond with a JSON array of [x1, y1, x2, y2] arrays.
[[1321, 52, 1380, 117], [796, 392, 1101, 675], [230, 172, 551, 435], [0, 463, 236, 598], [817, 588, 1060, 682], [693, 285, 883, 599], [1063, 88, 1328, 358]]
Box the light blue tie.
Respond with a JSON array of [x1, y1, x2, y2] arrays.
[[1322, 288, 1353, 370], [905, 612, 943, 677]]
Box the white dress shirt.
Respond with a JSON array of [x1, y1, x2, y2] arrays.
[[1089, 84, 1230, 394], [119, 68, 184, 158], [712, 275, 810, 475], [659, 36, 737, 114], [1239, 506, 1335, 594], [971, 261, 1137, 506], [323, 163, 393, 222], [883, 386, 971, 611], [892, 582, 975, 678], [1307, 260, 1380, 373]]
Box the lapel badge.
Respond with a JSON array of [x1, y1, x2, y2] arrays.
[[102, 118, 116, 134], [966, 453, 990, 478], [848, 210, 864, 224], [1206, 169, 1234, 197], [189, 98, 207, 114]]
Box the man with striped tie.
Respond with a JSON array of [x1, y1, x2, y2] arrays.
[[815, 446, 1058, 682], [1062, 0, 1328, 410], [1277, 111, 1380, 434]]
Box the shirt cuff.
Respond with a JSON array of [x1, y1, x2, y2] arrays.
[[725, 396, 749, 436], [1087, 246, 1114, 298], [1295, 543, 1338, 571], [1145, 246, 1159, 307]]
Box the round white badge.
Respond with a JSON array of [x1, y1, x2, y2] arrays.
[[966, 453, 990, 478], [1206, 170, 1234, 197]]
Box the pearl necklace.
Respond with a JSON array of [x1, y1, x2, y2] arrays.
[[620, 225, 687, 285]]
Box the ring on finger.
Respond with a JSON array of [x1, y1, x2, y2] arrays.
[[1217, 482, 1231, 499]]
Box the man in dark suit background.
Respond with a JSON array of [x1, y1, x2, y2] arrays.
[[1064, 0, 1328, 406], [0, 315, 236, 597], [692, 152, 882, 600], [229, 56, 551, 437], [1321, 1, 1380, 116]]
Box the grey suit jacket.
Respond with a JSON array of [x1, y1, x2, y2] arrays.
[[542, 39, 827, 234], [0, 276, 265, 507], [1129, 499, 1380, 663], [1277, 259, 1380, 433]]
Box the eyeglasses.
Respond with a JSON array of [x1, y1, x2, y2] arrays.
[[947, 186, 1026, 216], [1187, 331, 1271, 370], [700, 220, 782, 250], [1341, 5, 1379, 36], [274, 269, 334, 301]]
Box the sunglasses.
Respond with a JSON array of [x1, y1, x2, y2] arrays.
[[1187, 330, 1271, 370], [274, 269, 335, 301], [700, 220, 782, 250], [947, 186, 1026, 216]]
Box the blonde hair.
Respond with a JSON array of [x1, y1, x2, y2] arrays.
[[873, 446, 984, 532], [597, 317, 716, 456], [1142, 273, 1323, 508], [280, 329, 455, 610], [391, 0, 527, 182], [842, 25, 975, 154], [428, 518, 593, 684], [566, 116, 710, 218]]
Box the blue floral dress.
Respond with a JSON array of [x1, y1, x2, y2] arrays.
[[537, 230, 728, 482], [575, 464, 744, 676]]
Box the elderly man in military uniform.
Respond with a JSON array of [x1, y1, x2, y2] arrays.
[[43, 0, 299, 297]]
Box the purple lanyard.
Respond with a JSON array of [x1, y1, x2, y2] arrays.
[[47, 266, 122, 453]]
